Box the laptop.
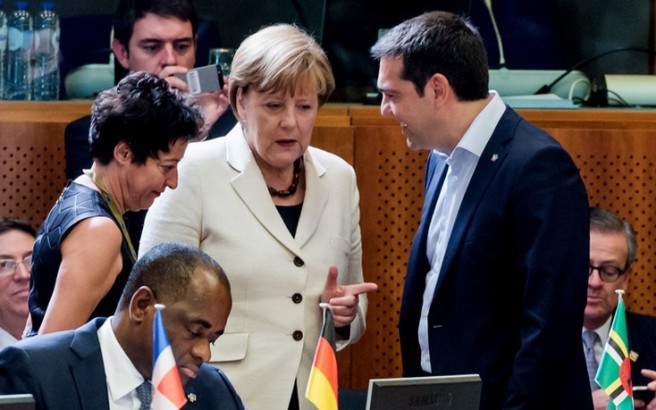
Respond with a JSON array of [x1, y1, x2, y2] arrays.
[[0, 394, 35, 410], [365, 374, 481, 410]]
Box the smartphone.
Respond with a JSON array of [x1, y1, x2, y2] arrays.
[[633, 385, 654, 402], [174, 64, 224, 95]]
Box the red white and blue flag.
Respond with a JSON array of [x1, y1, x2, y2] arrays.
[[152, 304, 187, 410]]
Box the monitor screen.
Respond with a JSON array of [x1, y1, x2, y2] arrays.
[[365, 374, 481, 410], [0, 394, 35, 410], [321, 0, 471, 102]]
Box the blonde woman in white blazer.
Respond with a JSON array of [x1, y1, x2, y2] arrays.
[[139, 24, 377, 410]]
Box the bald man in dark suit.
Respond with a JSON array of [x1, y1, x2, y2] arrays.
[[0, 243, 244, 410]]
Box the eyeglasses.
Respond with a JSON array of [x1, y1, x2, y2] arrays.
[[0, 255, 33, 277], [589, 264, 626, 283]]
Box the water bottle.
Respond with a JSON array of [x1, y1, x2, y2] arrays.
[[0, 1, 7, 99], [5, 1, 32, 100], [32, 1, 59, 100]]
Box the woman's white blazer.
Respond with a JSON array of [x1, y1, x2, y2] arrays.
[[140, 125, 368, 410]]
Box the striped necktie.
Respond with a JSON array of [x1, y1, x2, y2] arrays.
[[582, 330, 600, 391]]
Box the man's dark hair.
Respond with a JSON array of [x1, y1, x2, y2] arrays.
[[0, 218, 36, 238], [117, 242, 230, 310], [590, 207, 637, 269], [89, 71, 204, 165], [370, 11, 488, 101], [113, 0, 199, 48]]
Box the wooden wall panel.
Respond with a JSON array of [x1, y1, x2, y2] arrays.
[[344, 107, 656, 389], [346, 109, 427, 387], [3, 103, 656, 392], [563, 132, 656, 314], [0, 122, 68, 226], [307, 111, 356, 388], [0, 101, 90, 229], [522, 110, 656, 315]]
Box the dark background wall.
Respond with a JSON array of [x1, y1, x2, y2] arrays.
[[10, 0, 653, 102]]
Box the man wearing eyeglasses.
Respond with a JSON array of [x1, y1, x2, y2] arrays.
[[585, 207, 656, 410], [0, 219, 35, 348]]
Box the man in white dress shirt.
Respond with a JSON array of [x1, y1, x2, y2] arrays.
[[0, 242, 244, 409]]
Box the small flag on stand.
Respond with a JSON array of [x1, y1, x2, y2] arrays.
[[595, 290, 634, 410], [305, 303, 338, 410], [152, 304, 187, 410]]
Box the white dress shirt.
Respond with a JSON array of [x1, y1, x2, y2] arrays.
[[0, 326, 18, 350], [419, 92, 506, 373], [97, 317, 149, 410]]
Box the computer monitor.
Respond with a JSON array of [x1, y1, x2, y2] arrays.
[[321, 0, 471, 102], [0, 394, 35, 410], [365, 374, 481, 410]]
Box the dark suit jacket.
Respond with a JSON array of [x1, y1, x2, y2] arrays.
[[627, 311, 656, 387], [0, 318, 244, 410], [400, 106, 592, 410]]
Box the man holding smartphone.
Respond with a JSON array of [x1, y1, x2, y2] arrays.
[[64, 0, 237, 250], [111, 0, 232, 136], [584, 207, 656, 409], [67, 0, 236, 179]]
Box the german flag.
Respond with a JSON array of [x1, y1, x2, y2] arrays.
[[595, 291, 634, 410], [305, 304, 338, 410]]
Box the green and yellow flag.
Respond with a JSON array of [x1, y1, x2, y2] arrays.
[[595, 290, 634, 410]]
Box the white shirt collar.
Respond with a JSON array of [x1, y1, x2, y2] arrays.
[[433, 91, 506, 168], [0, 327, 17, 350], [97, 317, 146, 404]]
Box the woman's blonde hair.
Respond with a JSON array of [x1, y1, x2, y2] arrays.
[[229, 24, 335, 118]]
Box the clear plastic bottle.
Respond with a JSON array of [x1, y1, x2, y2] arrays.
[[32, 1, 59, 100], [5, 1, 32, 100], [0, 1, 8, 99]]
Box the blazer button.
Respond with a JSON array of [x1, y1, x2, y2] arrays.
[[292, 330, 303, 341], [293, 257, 304, 267], [292, 293, 303, 304]]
